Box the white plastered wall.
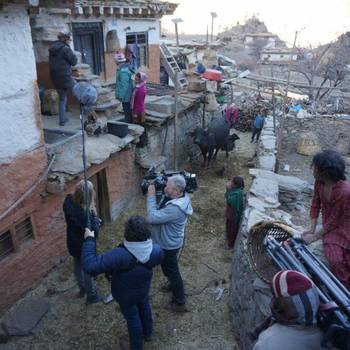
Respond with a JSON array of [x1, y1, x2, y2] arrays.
[[0, 5, 41, 162]]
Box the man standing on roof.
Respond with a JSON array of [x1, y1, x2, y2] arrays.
[[49, 32, 77, 126], [115, 52, 134, 124], [147, 175, 193, 313]]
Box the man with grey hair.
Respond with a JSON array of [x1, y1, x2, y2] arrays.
[[147, 175, 193, 312]]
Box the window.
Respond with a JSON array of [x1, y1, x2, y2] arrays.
[[0, 230, 14, 262], [15, 217, 34, 245], [126, 32, 149, 68], [0, 217, 34, 261]]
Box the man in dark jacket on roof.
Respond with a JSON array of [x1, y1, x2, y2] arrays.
[[147, 175, 193, 313], [49, 31, 77, 126], [82, 216, 163, 350]]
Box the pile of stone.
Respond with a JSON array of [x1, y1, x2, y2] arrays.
[[256, 116, 276, 172]]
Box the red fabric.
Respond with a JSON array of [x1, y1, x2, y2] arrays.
[[323, 243, 350, 288], [310, 180, 350, 249], [272, 270, 313, 297]]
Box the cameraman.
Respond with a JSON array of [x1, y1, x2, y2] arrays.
[[147, 175, 193, 313]]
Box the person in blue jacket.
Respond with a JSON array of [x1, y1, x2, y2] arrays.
[[251, 108, 267, 143], [82, 216, 163, 350]]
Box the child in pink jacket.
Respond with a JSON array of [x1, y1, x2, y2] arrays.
[[131, 72, 147, 125]]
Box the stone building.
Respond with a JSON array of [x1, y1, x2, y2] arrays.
[[260, 48, 298, 64], [0, 0, 214, 314], [244, 33, 277, 50], [31, 0, 178, 87]]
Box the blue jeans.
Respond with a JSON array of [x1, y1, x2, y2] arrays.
[[161, 248, 185, 305], [119, 297, 152, 350], [57, 88, 68, 124], [73, 258, 96, 299]]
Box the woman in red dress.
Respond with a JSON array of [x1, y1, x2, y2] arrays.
[[303, 150, 350, 289]]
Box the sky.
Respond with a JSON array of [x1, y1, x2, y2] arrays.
[[161, 0, 350, 47]]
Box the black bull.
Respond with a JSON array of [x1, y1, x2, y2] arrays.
[[189, 119, 240, 167]]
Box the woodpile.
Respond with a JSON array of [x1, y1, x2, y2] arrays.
[[235, 104, 264, 132]]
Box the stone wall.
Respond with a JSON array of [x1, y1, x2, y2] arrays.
[[141, 104, 220, 169], [0, 4, 44, 161], [229, 116, 312, 349]]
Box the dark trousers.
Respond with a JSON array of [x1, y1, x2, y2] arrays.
[[161, 248, 185, 305], [57, 88, 68, 124], [251, 127, 262, 141], [122, 102, 133, 124], [119, 297, 152, 350]]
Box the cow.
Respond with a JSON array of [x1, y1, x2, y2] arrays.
[[190, 118, 240, 167]]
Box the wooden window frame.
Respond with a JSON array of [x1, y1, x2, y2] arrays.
[[0, 215, 36, 260]]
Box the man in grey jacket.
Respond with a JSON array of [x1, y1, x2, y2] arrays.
[[147, 175, 193, 312]]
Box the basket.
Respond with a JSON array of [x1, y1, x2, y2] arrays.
[[246, 221, 295, 283]]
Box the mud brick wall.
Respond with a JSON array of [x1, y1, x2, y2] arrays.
[[0, 148, 141, 313]]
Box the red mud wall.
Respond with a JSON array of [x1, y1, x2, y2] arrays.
[[0, 148, 141, 313]]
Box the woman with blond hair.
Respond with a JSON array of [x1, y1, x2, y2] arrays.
[[63, 180, 102, 304]]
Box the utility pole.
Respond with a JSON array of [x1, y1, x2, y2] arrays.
[[174, 71, 178, 170], [210, 12, 217, 42], [172, 18, 183, 47], [276, 29, 300, 170], [271, 66, 276, 134], [206, 25, 209, 47]]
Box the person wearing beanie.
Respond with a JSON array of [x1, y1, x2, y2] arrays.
[[302, 150, 350, 289], [49, 31, 77, 126], [82, 216, 163, 350], [115, 51, 134, 123], [253, 270, 330, 350]]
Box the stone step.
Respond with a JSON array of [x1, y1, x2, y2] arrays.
[[95, 100, 120, 112]]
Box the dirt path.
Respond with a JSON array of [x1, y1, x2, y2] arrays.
[[2, 132, 255, 350]]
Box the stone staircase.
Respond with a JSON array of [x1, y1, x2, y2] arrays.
[[72, 63, 121, 119]]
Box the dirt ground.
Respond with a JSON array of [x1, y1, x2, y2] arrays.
[[2, 131, 256, 350]]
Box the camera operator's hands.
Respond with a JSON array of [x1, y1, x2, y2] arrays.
[[147, 184, 156, 196], [84, 228, 95, 240]]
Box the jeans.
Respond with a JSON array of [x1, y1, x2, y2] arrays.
[[57, 88, 68, 124], [251, 127, 262, 141], [161, 248, 185, 305], [122, 102, 132, 124], [73, 258, 96, 298], [119, 297, 153, 350]]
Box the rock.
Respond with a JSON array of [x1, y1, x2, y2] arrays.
[[297, 109, 311, 119], [296, 132, 321, 156], [247, 196, 280, 211], [247, 209, 274, 231], [250, 177, 279, 206], [2, 299, 50, 336], [42, 89, 59, 115], [335, 133, 350, 155], [257, 154, 276, 172], [259, 135, 276, 152]]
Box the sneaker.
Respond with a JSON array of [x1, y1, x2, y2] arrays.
[[86, 294, 104, 305], [164, 301, 189, 313], [250, 139, 254, 143]]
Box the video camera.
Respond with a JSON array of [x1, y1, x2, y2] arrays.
[[140, 167, 197, 196]]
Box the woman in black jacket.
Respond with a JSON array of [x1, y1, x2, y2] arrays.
[[63, 180, 102, 304]]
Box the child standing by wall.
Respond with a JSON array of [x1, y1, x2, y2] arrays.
[[224, 176, 245, 249], [131, 72, 147, 125]]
